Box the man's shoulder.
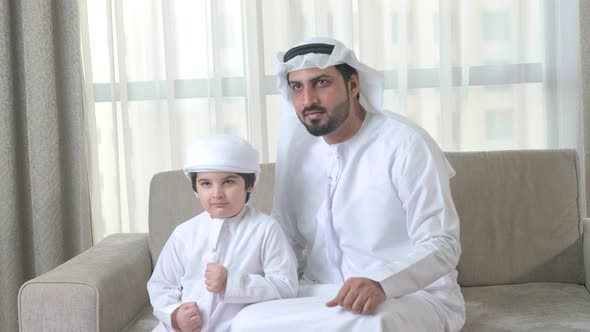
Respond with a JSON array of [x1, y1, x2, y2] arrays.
[[364, 111, 430, 146]]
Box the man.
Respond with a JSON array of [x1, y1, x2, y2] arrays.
[[232, 37, 465, 332]]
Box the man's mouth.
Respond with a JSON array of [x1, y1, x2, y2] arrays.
[[303, 109, 325, 120], [211, 202, 228, 207]]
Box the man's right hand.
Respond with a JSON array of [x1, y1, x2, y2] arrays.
[[171, 302, 202, 332]]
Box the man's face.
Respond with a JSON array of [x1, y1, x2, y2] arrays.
[[195, 172, 252, 219], [287, 66, 351, 137]]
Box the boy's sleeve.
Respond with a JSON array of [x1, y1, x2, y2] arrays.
[[223, 222, 298, 303], [147, 231, 185, 329]]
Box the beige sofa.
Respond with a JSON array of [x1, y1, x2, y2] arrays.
[[19, 149, 590, 331]]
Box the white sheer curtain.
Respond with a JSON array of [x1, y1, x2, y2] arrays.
[[78, 0, 582, 242]]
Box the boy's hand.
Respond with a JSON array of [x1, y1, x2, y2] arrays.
[[171, 302, 202, 332], [204, 262, 228, 293]]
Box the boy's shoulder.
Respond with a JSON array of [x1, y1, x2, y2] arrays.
[[173, 211, 209, 233], [242, 206, 280, 230]]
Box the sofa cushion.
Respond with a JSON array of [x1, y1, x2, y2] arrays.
[[123, 303, 158, 331], [131, 284, 590, 332], [446, 150, 584, 286], [461, 283, 590, 331]]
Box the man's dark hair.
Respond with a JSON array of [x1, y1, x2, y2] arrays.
[[335, 63, 360, 99], [335, 63, 357, 82], [190, 172, 256, 203]]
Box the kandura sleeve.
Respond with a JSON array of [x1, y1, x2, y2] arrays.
[[364, 137, 461, 299], [147, 231, 186, 329]]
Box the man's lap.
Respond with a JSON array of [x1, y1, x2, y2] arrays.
[[231, 284, 445, 332]]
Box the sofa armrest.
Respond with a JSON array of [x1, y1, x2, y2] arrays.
[[18, 233, 151, 332], [584, 218, 590, 292]]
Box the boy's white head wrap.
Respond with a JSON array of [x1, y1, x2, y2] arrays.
[[275, 36, 384, 113], [183, 134, 260, 186]]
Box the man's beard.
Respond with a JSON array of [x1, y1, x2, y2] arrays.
[[298, 97, 351, 137]]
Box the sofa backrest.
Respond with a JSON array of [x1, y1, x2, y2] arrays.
[[447, 149, 584, 286], [148, 149, 584, 286]]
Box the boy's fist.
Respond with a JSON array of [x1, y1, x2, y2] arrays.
[[171, 302, 201, 332], [204, 262, 228, 293]]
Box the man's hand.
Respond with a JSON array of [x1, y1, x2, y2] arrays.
[[171, 302, 202, 332], [204, 262, 228, 293], [325, 277, 386, 315]]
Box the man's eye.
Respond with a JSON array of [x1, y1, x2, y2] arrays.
[[224, 179, 235, 184], [316, 80, 328, 86], [290, 84, 302, 91], [199, 182, 210, 187]]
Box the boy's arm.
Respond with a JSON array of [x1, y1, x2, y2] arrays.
[[147, 232, 185, 329], [223, 222, 298, 304]]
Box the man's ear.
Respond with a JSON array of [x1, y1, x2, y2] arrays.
[[349, 74, 360, 99], [246, 186, 254, 193]]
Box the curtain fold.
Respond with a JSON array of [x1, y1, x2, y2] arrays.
[[0, 0, 92, 330], [581, 0, 590, 215]]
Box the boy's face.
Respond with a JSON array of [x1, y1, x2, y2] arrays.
[[195, 172, 253, 219]]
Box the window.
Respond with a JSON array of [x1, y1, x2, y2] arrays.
[[79, 0, 581, 241]]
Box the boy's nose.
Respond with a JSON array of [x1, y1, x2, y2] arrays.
[[212, 186, 225, 198]]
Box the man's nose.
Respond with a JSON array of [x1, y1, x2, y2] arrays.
[[302, 86, 319, 108]]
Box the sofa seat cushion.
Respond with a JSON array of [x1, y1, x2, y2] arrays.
[[125, 283, 590, 331], [124, 303, 158, 332], [462, 283, 590, 331]]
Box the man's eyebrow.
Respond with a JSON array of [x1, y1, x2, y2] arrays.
[[288, 74, 333, 85], [310, 74, 332, 81]]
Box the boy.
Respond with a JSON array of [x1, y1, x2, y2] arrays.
[[148, 135, 298, 332]]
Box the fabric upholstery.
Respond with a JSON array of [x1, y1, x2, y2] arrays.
[[1, 0, 91, 330], [446, 150, 584, 286], [461, 283, 590, 331], [19, 234, 151, 332], [19, 283, 97, 332], [124, 304, 158, 332]]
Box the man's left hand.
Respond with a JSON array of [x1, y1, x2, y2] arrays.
[[325, 277, 386, 315]]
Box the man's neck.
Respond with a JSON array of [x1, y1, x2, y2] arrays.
[[323, 103, 366, 145]]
